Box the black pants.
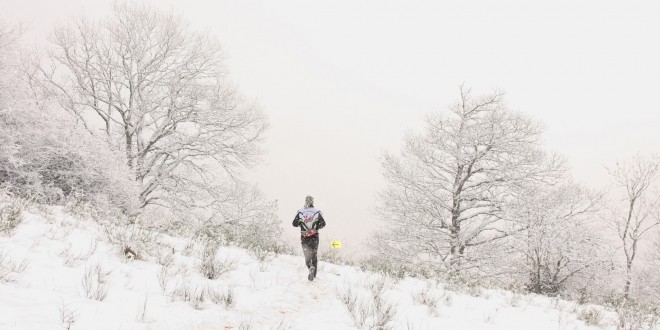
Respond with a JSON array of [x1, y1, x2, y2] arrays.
[[301, 234, 319, 269]]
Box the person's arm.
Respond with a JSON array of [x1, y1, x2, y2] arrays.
[[292, 213, 302, 227], [315, 212, 326, 230]]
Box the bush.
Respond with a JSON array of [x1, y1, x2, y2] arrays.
[[80, 262, 110, 301], [319, 249, 354, 267], [336, 276, 397, 329], [198, 241, 237, 280], [170, 281, 234, 310], [0, 197, 27, 234], [617, 302, 659, 330], [577, 307, 603, 326], [103, 222, 157, 261], [0, 249, 29, 282]]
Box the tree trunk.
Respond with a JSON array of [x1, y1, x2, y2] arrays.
[[624, 260, 632, 300]]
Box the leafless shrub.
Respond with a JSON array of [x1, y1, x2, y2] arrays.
[[251, 248, 270, 262], [182, 240, 195, 257], [33, 203, 56, 223], [356, 302, 370, 328], [220, 287, 235, 308], [239, 317, 255, 330], [508, 292, 522, 307], [171, 281, 205, 310], [207, 285, 234, 308], [157, 265, 173, 292], [412, 286, 440, 316], [483, 310, 496, 324], [58, 300, 77, 330], [199, 243, 237, 280], [206, 285, 223, 305], [0, 198, 28, 234], [0, 250, 29, 282], [367, 277, 396, 329], [412, 289, 436, 307], [368, 276, 387, 297], [104, 223, 157, 261], [617, 304, 659, 330], [60, 239, 99, 267], [62, 198, 89, 219], [577, 307, 603, 326], [360, 255, 408, 280], [170, 280, 192, 302], [80, 262, 110, 301], [336, 277, 396, 329], [171, 281, 233, 310], [59, 243, 76, 267], [319, 248, 353, 266], [155, 243, 175, 266], [371, 293, 396, 329], [337, 285, 358, 312]]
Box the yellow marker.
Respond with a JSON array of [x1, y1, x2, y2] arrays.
[[331, 241, 342, 249]]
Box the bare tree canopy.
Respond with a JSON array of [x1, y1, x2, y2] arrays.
[[35, 2, 267, 222], [376, 86, 564, 276]]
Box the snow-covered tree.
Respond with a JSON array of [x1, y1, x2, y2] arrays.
[[607, 155, 660, 300], [0, 21, 139, 211], [505, 182, 608, 296], [375, 86, 564, 277], [645, 232, 660, 302], [35, 2, 267, 229]]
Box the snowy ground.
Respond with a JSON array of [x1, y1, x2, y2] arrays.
[[0, 203, 622, 329]]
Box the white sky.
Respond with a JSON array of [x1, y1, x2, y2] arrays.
[[3, 0, 660, 256]]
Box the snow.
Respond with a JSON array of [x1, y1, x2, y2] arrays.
[[0, 205, 622, 329]]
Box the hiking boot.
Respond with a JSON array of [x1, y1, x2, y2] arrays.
[[308, 266, 316, 281]]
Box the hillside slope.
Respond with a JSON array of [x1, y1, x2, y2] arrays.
[[0, 204, 619, 329]]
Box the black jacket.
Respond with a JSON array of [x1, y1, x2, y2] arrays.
[[292, 206, 326, 232]]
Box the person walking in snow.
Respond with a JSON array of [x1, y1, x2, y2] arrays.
[[292, 195, 326, 281]]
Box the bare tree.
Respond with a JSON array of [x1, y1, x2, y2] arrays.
[[506, 182, 607, 296], [607, 155, 660, 301], [35, 2, 267, 225], [376, 86, 564, 277]]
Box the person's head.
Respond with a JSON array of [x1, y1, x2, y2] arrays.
[[304, 195, 314, 208]]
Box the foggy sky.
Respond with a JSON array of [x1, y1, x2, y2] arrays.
[[4, 0, 660, 256]]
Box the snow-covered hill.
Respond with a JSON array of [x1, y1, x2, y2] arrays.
[[0, 203, 621, 329]]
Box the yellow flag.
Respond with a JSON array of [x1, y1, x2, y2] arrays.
[[331, 241, 342, 249]]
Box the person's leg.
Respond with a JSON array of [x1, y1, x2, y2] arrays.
[[311, 235, 319, 270], [301, 238, 312, 269]]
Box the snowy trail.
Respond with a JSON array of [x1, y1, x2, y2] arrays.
[[284, 264, 351, 329], [225, 255, 353, 329]]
